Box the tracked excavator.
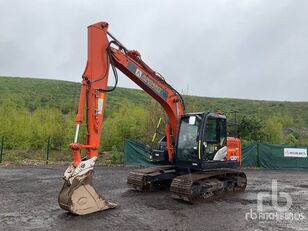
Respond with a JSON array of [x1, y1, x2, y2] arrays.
[[58, 21, 247, 215]]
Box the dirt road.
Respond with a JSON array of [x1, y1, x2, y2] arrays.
[[0, 166, 307, 231]]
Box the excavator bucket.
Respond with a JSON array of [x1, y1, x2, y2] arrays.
[[58, 170, 117, 215]]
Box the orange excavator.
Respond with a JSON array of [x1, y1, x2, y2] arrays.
[[58, 21, 247, 215]]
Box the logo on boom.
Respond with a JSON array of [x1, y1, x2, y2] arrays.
[[127, 61, 168, 100]]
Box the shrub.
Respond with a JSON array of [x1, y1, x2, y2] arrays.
[[111, 145, 123, 164]]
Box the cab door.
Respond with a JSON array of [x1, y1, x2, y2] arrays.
[[176, 115, 202, 164], [201, 115, 227, 161]]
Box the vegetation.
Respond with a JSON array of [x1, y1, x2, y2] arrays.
[[0, 76, 307, 163]]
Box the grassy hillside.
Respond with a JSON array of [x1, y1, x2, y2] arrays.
[[1, 76, 308, 125], [0, 76, 151, 115], [0, 76, 307, 163]]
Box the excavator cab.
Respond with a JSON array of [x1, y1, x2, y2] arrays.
[[175, 112, 240, 170]]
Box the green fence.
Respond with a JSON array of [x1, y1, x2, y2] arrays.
[[242, 143, 308, 169], [124, 139, 153, 166], [241, 143, 258, 167], [258, 143, 308, 169], [124, 139, 308, 169]]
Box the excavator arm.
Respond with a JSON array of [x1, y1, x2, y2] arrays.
[[58, 22, 184, 215]]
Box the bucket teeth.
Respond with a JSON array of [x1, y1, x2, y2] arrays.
[[58, 170, 117, 215]]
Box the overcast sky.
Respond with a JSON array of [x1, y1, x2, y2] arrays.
[[0, 0, 308, 101]]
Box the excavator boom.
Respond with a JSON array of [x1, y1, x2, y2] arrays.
[[58, 22, 185, 215]]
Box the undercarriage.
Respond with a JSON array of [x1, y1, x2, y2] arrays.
[[127, 166, 247, 203]]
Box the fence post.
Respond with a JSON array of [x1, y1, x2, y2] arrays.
[[0, 136, 4, 163], [46, 137, 51, 164], [256, 141, 260, 167]]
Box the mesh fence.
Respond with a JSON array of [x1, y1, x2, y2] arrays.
[[124, 139, 308, 169]]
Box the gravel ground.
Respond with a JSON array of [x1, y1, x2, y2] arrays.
[[0, 165, 308, 231]]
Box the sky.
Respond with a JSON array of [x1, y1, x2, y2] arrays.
[[0, 0, 308, 101]]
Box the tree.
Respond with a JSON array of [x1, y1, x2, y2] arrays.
[[263, 116, 283, 144], [238, 116, 266, 142], [100, 101, 151, 151]]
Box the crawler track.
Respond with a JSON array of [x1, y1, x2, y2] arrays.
[[127, 165, 175, 191], [128, 167, 247, 203], [170, 169, 247, 203]]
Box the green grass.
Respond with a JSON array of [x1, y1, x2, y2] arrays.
[[0, 76, 152, 115], [0, 148, 121, 165], [1, 76, 308, 126]]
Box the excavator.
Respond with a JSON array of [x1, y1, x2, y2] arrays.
[[58, 21, 247, 215]]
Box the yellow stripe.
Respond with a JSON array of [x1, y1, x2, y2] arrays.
[[198, 140, 201, 159], [151, 133, 157, 142], [156, 118, 162, 129], [152, 118, 162, 142]]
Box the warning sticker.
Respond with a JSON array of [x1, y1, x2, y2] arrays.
[[97, 98, 104, 114]]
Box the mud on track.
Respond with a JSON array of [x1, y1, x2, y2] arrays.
[[0, 166, 308, 231]]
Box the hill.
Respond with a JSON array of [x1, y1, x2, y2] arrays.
[[0, 76, 307, 161], [1, 76, 307, 125], [0, 76, 150, 115]]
